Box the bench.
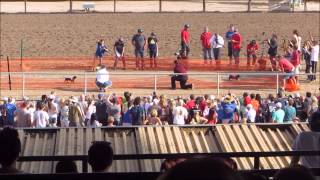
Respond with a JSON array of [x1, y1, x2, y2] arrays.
[[83, 2, 95, 12]]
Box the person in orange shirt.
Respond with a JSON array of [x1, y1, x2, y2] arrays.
[[250, 94, 260, 112]]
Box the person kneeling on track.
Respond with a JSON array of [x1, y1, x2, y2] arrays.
[[95, 65, 112, 92], [171, 55, 193, 90]]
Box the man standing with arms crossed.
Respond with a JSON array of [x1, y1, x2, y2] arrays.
[[225, 24, 235, 65], [200, 26, 212, 64], [132, 29, 147, 70], [180, 24, 190, 59], [231, 29, 242, 67]]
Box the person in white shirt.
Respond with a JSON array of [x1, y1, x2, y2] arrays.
[[292, 30, 302, 52], [246, 104, 256, 123], [210, 33, 224, 64], [308, 40, 319, 81], [47, 95, 58, 127], [172, 99, 188, 125], [59, 98, 69, 127], [95, 65, 112, 92], [34, 102, 49, 128], [291, 111, 320, 168]]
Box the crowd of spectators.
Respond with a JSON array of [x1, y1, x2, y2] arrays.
[[0, 90, 319, 128]]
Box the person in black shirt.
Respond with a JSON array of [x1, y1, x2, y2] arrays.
[[95, 93, 108, 126], [113, 37, 126, 70], [147, 32, 158, 69], [267, 34, 278, 71]]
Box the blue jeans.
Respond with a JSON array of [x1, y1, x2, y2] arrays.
[[203, 47, 212, 60]]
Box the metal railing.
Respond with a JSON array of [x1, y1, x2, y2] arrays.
[[17, 150, 320, 172], [0, 71, 319, 98]]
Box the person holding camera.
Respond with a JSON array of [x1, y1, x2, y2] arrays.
[[171, 55, 193, 90]]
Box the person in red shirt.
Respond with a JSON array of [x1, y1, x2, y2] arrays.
[[185, 94, 196, 110], [180, 24, 190, 59], [291, 45, 301, 84], [171, 56, 193, 90], [200, 26, 212, 64], [247, 40, 259, 66], [277, 55, 296, 88], [231, 29, 242, 67]]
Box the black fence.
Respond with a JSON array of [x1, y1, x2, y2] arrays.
[[17, 150, 320, 173]]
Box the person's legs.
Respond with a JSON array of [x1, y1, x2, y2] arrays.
[[185, 44, 190, 58], [233, 49, 240, 67], [247, 54, 251, 66], [228, 42, 233, 64], [179, 76, 192, 89], [311, 61, 317, 80], [135, 49, 140, 70], [203, 48, 208, 64], [252, 54, 257, 66], [140, 49, 145, 70], [121, 56, 126, 70], [270, 56, 277, 71], [208, 47, 213, 64], [171, 76, 177, 89], [181, 42, 187, 58], [113, 57, 118, 70]]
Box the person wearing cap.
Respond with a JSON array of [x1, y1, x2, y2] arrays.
[[132, 29, 147, 70], [180, 24, 190, 59], [272, 102, 285, 123], [68, 96, 84, 127], [231, 28, 242, 67], [113, 37, 126, 70], [221, 95, 238, 124], [96, 65, 112, 92], [171, 59, 193, 90], [246, 40, 259, 66], [147, 32, 159, 69], [95, 93, 108, 126], [225, 24, 235, 65], [94, 39, 109, 66], [245, 104, 256, 123], [276, 55, 296, 89], [200, 26, 212, 64]]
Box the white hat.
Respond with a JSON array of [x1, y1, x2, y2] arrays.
[[69, 96, 78, 103], [209, 95, 215, 101], [294, 93, 300, 98], [246, 104, 253, 109], [276, 102, 282, 108]]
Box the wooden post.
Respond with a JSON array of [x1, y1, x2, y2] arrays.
[[203, 0, 206, 12], [247, 0, 251, 12], [20, 39, 23, 72], [69, 0, 72, 13], [24, 0, 27, 13], [159, 0, 162, 12], [304, 0, 307, 11], [7, 56, 12, 91], [114, 0, 116, 12]]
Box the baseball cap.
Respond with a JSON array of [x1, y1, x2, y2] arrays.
[[98, 93, 104, 99], [184, 24, 190, 28], [138, 29, 144, 33]]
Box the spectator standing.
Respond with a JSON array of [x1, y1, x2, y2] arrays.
[[292, 30, 302, 51], [146, 109, 162, 125], [148, 32, 159, 68], [68, 97, 83, 127], [307, 40, 319, 81], [129, 97, 145, 125], [221, 95, 238, 124], [302, 41, 312, 80], [206, 107, 218, 124], [180, 24, 190, 59], [132, 28, 147, 70], [59, 99, 69, 127], [106, 94, 121, 125], [113, 37, 126, 70], [3, 97, 16, 126], [246, 40, 259, 66], [14, 101, 32, 128], [34, 102, 49, 128], [173, 99, 188, 125], [291, 46, 301, 84], [47, 95, 58, 127], [95, 93, 108, 126], [267, 34, 278, 71], [94, 39, 108, 66], [200, 26, 212, 64], [272, 102, 285, 123], [290, 112, 320, 168], [277, 55, 296, 88], [85, 98, 96, 126], [225, 24, 235, 65], [284, 98, 297, 122], [171, 59, 193, 90], [231, 29, 242, 67], [246, 104, 256, 123], [211, 33, 224, 65]]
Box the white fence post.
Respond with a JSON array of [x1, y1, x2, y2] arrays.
[[84, 72, 87, 95], [22, 72, 25, 98], [217, 74, 220, 97], [154, 74, 157, 93], [276, 73, 279, 94]]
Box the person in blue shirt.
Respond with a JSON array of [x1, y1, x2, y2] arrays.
[[221, 95, 238, 124], [225, 24, 235, 65], [284, 98, 297, 122], [95, 39, 108, 66], [3, 97, 16, 126], [272, 102, 285, 123]]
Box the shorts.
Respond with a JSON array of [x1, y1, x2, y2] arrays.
[[135, 48, 144, 58], [227, 42, 233, 57], [96, 80, 112, 88], [149, 49, 157, 58], [293, 65, 300, 74], [49, 117, 57, 124], [232, 49, 240, 58], [284, 69, 294, 79]]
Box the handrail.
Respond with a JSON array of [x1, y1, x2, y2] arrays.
[[17, 150, 320, 172]]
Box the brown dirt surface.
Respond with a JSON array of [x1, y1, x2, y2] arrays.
[[1, 13, 319, 58]]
